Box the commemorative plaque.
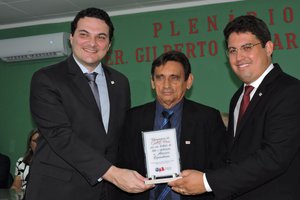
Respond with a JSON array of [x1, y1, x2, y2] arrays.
[[142, 128, 181, 184]]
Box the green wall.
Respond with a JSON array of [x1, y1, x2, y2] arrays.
[[0, 0, 299, 173]]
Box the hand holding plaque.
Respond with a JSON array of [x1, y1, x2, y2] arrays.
[[142, 128, 182, 184]]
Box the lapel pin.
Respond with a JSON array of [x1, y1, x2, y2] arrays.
[[259, 92, 262, 96], [111, 81, 115, 85], [185, 141, 191, 144]]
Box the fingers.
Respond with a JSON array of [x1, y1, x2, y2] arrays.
[[117, 169, 154, 193], [132, 170, 149, 182], [180, 169, 194, 177], [168, 177, 184, 187], [169, 170, 206, 196], [171, 186, 191, 195], [103, 166, 154, 193]]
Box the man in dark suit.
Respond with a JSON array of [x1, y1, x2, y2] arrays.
[[0, 153, 10, 188], [116, 50, 226, 200], [169, 15, 300, 199], [26, 7, 152, 200]]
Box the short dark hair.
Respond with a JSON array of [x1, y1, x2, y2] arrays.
[[71, 7, 114, 42], [223, 15, 271, 47], [151, 51, 191, 81]]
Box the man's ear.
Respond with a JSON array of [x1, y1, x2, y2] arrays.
[[69, 34, 73, 45], [186, 74, 194, 89], [151, 76, 155, 89], [106, 43, 111, 51], [265, 41, 274, 57]]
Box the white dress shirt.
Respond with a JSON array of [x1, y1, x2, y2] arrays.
[[203, 63, 274, 192]]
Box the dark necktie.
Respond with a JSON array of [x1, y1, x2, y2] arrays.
[[85, 72, 101, 112], [238, 85, 254, 124], [155, 110, 174, 200], [161, 110, 173, 129]]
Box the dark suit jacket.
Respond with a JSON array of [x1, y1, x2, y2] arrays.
[[207, 64, 300, 200], [0, 153, 10, 188], [115, 98, 227, 200], [26, 56, 130, 200]]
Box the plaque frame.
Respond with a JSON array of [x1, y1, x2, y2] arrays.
[[142, 128, 181, 184]]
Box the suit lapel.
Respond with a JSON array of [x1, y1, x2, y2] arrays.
[[67, 57, 95, 105], [179, 99, 194, 156], [235, 91, 260, 136], [228, 86, 242, 144], [102, 65, 123, 136], [234, 64, 283, 139], [181, 99, 193, 137], [102, 66, 112, 133], [143, 102, 156, 131], [66, 56, 103, 121]]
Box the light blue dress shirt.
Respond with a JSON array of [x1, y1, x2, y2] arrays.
[[73, 55, 110, 133]]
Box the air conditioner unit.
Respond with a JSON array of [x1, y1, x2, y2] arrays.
[[0, 32, 71, 62]]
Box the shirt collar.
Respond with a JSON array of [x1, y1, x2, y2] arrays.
[[245, 63, 274, 88], [155, 99, 184, 114], [73, 54, 104, 75]]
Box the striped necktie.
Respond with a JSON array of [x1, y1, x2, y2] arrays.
[[155, 110, 174, 200]]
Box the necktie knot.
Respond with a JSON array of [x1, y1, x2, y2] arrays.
[[238, 85, 254, 124], [85, 72, 98, 82], [161, 110, 173, 129], [162, 110, 173, 119], [84, 72, 101, 113], [244, 85, 254, 96]]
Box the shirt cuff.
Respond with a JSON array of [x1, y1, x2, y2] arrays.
[[203, 173, 212, 192], [98, 177, 103, 182]]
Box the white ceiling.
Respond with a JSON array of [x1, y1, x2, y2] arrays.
[[0, 0, 242, 29]]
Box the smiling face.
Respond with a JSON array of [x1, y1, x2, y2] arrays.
[[227, 32, 273, 84], [151, 61, 193, 109], [70, 17, 111, 71]]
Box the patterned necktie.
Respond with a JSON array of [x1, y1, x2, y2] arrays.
[[85, 72, 101, 112], [155, 110, 174, 200], [161, 110, 173, 129], [238, 85, 254, 124]]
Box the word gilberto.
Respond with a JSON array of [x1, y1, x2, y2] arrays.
[[104, 6, 298, 65]]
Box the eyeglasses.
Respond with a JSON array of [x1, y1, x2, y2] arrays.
[[226, 43, 261, 57]]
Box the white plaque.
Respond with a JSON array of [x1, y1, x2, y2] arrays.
[[142, 128, 181, 184]]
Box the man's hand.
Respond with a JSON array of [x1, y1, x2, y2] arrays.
[[103, 165, 154, 193], [168, 170, 206, 195]]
